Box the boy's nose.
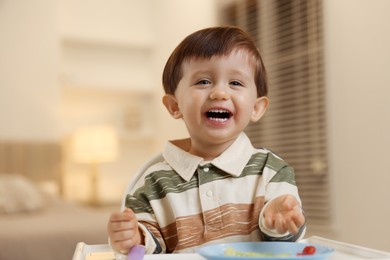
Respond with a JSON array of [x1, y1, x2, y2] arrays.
[[209, 85, 229, 100]]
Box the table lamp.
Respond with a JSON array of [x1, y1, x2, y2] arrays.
[[70, 125, 119, 205]]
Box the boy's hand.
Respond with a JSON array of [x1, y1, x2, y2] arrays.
[[107, 208, 143, 254], [263, 195, 305, 235]]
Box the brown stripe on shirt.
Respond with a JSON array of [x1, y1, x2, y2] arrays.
[[159, 196, 265, 252]]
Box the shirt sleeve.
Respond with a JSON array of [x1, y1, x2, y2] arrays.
[[125, 193, 166, 254], [118, 153, 167, 254], [138, 222, 161, 254], [258, 161, 307, 241]]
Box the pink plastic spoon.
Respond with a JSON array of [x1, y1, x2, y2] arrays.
[[128, 245, 145, 260]]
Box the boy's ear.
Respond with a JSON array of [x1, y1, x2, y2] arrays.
[[251, 96, 269, 122], [162, 94, 182, 119]]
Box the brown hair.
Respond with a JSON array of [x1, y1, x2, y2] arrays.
[[162, 26, 268, 97]]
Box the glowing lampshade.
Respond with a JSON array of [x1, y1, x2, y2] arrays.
[[69, 125, 119, 205], [70, 125, 119, 164]]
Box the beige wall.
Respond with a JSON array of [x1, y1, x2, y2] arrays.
[[0, 0, 61, 140], [324, 0, 390, 251]]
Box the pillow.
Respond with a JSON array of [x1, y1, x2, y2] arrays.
[[0, 174, 46, 214]]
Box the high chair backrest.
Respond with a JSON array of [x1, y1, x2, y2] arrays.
[[120, 153, 164, 211]]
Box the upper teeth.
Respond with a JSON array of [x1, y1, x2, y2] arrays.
[[208, 109, 229, 113]]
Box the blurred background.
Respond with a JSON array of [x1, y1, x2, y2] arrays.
[[0, 0, 389, 253]]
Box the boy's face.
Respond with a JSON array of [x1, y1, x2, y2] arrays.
[[163, 49, 268, 151]]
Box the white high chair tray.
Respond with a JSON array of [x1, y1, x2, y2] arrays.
[[72, 236, 390, 260]]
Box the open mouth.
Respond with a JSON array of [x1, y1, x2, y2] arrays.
[[205, 109, 232, 122]]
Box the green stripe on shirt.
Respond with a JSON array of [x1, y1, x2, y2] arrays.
[[126, 149, 296, 213]]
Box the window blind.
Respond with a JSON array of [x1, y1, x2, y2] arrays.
[[220, 0, 330, 230]]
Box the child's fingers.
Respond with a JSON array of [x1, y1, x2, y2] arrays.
[[109, 218, 137, 233], [112, 227, 139, 241], [282, 195, 300, 211], [265, 216, 274, 229], [109, 208, 137, 222], [281, 196, 293, 211], [109, 211, 131, 222], [274, 214, 288, 234], [109, 218, 140, 253], [285, 217, 299, 234], [107, 208, 141, 254], [114, 233, 141, 255], [263, 209, 276, 230], [263, 196, 305, 235], [111, 236, 134, 254], [123, 208, 139, 221], [108, 209, 139, 235], [292, 208, 306, 228], [286, 208, 305, 234]]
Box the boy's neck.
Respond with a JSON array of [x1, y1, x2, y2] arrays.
[[188, 144, 226, 161], [170, 136, 239, 160], [190, 139, 238, 161]]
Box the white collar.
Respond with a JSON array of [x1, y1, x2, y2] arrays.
[[162, 133, 254, 181]]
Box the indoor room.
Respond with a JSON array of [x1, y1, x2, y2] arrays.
[[0, 0, 389, 259]]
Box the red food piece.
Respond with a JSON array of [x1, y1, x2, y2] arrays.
[[297, 246, 316, 256]]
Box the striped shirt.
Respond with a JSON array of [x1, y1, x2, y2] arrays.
[[122, 133, 305, 254]]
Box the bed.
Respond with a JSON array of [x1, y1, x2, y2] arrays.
[[0, 141, 115, 260]]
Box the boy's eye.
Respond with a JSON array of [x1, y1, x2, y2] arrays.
[[196, 79, 211, 85], [230, 80, 244, 87]]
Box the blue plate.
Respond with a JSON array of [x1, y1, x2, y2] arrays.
[[197, 242, 334, 260]]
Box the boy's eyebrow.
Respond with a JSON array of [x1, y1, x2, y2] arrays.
[[225, 66, 255, 80], [187, 69, 254, 84]]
